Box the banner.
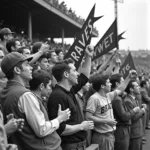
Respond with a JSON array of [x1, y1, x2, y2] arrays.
[[120, 52, 136, 79], [92, 19, 125, 61], [64, 4, 102, 69]]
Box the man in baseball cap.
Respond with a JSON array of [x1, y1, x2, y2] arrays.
[[1, 52, 32, 76], [0, 52, 65, 149], [0, 28, 15, 55], [0, 28, 15, 35], [0, 52, 33, 149]]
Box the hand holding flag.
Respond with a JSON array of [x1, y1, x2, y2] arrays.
[[64, 4, 102, 70], [85, 45, 94, 58]]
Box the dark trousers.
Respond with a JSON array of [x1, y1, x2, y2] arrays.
[[86, 130, 92, 147], [114, 126, 130, 150], [92, 130, 115, 150], [61, 141, 86, 150], [129, 137, 142, 150]]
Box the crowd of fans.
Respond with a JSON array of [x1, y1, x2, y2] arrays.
[[0, 27, 150, 150], [43, 0, 99, 34]]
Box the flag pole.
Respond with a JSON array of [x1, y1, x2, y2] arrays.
[[114, 0, 119, 49]]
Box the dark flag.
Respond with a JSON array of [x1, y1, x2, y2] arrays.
[[64, 4, 102, 70], [120, 52, 136, 79], [92, 19, 125, 61]]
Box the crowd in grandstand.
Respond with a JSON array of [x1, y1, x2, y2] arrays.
[[43, 0, 98, 34], [0, 27, 150, 150]]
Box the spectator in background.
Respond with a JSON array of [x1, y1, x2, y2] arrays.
[[110, 73, 140, 150], [75, 82, 91, 147], [30, 42, 49, 69], [29, 69, 52, 109], [139, 74, 145, 82], [0, 49, 6, 91], [76, 82, 91, 113], [0, 28, 14, 55], [36, 54, 50, 72], [140, 80, 150, 131], [17, 46, 31, 57], [124, 80, 146, 150], [32, 42, 43, 54], [47, 50, 58, 66], [55, 48, 64, 62], [6, 39, 21, 53], [32, 43, 58, 90]]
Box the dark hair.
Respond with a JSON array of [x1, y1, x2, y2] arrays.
[[47, 50, 55, 58], [138, 75, 142, 81], [110, 74, 123, 91], [17, 46, 29, 54], [32, 42, 43, 54], [6, 39, 19, 53], [84, 86, 95, 100], [140, 80, 148, 88], [38, 54, 49, 62], [55, 48, 63, 55], [125, 79, 136, 94], [52, 63, 70, 82], [56, 58, 74, 65], [92, 75, 109, 92], [52, 58, 74, 82], [29, 70, 52, 91]]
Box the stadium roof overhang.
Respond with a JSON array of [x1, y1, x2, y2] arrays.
[[0, 0, 99, 38]]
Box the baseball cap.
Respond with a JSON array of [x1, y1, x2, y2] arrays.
[[0, 28, 15, 36], [1, 52, 33, 75]]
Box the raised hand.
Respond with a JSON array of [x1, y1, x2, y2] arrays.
[[39, 43, 49, 54], [85, 45, 94, 58], [129, 70, 137, 79]]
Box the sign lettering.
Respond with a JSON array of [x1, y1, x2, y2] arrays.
[[64, 4, 102, 69]]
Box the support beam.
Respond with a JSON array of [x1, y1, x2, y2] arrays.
[[62, 28, 64, 49], [28, 11, 32, 41]]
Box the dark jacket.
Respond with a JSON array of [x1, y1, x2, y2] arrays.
[[112, 96, 135, 126], [124, 95, 144, 139]]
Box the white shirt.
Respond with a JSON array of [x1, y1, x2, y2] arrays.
[[18, 92, 59, 138]]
